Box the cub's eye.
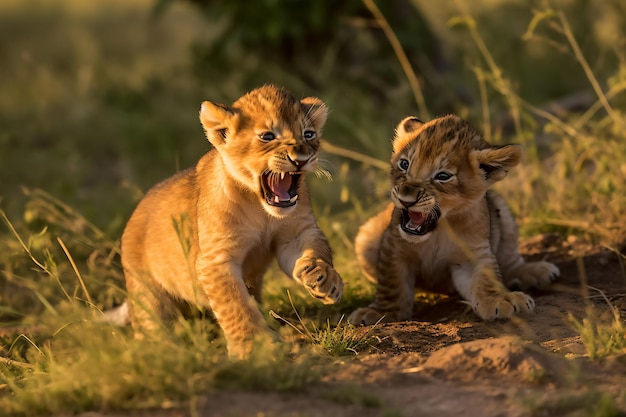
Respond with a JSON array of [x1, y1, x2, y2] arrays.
[[434, 171, 453, 182], [398, 159, 410, 171], [258, 131, 276, 141], [303, 130, 317, 140]]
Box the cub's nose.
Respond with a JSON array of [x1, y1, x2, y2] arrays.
[[398, 198, 415, 208], [288, 155, 310, 168], [398, 184, 425, 204]]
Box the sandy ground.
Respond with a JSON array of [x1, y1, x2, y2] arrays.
[[80, 235, 626, 417]]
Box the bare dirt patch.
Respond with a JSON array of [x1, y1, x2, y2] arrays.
[[80, 235, 626, 417]]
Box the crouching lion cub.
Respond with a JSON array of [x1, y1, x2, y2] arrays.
[[349, 115, 559, 325], [119, 85, 343, 358]]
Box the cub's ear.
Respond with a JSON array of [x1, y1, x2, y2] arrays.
[[301, 97, 328, 132], [395, 116, 425, 137], [199, 101, 238, 146], [392, 116, 425, 154], [474, 144, 522, 183]]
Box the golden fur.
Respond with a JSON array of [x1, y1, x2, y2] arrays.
[[120, 85, 343, 358], [349, 115, 559, 325]]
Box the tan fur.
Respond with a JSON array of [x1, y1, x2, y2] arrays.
[[349, 115, 559, 325], [121, 85, 343, 358]]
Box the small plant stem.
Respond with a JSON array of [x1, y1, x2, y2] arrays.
[[465, 16, 525, 145], [0, 355, 35, 369], [573, 81, 626, 131], [321, 142, 388, 171], [0, 210, 71, 302], [472, 66, 492, 143], [558, 12, 624, 129], [287, 291, 314, 340], [577, 257, 589, 300], [362, 0, 430, 119], [532, 217, 613, 241], [587, 286, 621, 321], [57, 237, 93, 305], [517, 96, 578, 137], [1, 210, 48, 275]]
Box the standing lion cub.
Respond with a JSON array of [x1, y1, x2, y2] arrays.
[[349, 115, 559, 325], [119, 85, 343, 358]]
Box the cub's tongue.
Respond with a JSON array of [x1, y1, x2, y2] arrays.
[[407, 210, 425, 227], [269, 173, 292, 200]]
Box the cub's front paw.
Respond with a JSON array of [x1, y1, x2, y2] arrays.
[[473, 291, 535, 320], [348, 307, 385, 326], [294, 257, 343, 304]]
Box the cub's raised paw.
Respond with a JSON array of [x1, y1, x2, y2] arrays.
[[294, 257, 343, 304], [348, 307, 385, 326], [473, 291, 535, 320], [507, 261, 560, 290]]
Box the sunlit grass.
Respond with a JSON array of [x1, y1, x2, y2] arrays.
[[1, 0, 625, 415], [0, 202, 376, 415], [524, 390, 620, 417], [572, 312, 626, 361], [0, 315, 322, 415], [570, 286, 626, 360], [449, 6, 626, 249], [269, 293, 378, 357]]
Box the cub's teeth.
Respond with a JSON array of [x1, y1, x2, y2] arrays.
[[274, 196, 281, 203], [280, 172, 285, 180], [289, 195, 298, 203]]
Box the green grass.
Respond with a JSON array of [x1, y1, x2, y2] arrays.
[[324, 385, 383, 409], [525, 390, 621, 417], [0, 317, 321, 415], [1, 0, 626, 415], [571, 286, 626, 360], [573, 311, 626, 360]]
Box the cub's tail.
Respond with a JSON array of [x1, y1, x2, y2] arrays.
[[99, 301, 130, 326]]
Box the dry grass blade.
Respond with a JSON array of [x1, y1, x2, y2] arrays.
[[362, 0, 430, 119], [573, 81, 626, 130], [321, 142, 388, 171], [0, 356, 35, 369], [0, 209, 72, 302], [23, 187, 120, 258], [557, 12, 625, 129], [57, 237, 93, 305]]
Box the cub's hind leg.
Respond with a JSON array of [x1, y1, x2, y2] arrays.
[[354, 204, 394, 284], [487, 191, 560, 291], [349, 226, 415, 325], [500, 258, 560, 291], [124, 268, 178, 336]]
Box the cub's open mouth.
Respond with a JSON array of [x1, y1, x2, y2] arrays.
[[260, 171, 302, 208], [400, 207, 441, 235]]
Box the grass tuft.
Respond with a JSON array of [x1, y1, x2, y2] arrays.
[[570, 287, 626, 360], [526, 390, 620, 417], [0, 315, 324, 416], [312, 317, 378, 356], [270, 292, 378, 357]]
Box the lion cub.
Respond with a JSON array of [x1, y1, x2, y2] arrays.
[[120, 85, 343, 358], [349, 115, 559, 325]]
